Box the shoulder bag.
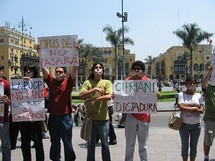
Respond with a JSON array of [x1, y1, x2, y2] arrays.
[[168, 106, 182, 130]]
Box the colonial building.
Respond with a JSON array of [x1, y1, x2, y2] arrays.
[[151, 44, 212, 82], [0, 21, 39, 79]]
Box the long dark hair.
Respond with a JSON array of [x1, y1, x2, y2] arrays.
[[89, 62, 104, 79], [23, 64, 40, 78]]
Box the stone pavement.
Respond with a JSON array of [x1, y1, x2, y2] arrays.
[[2, 102, 215, 161]]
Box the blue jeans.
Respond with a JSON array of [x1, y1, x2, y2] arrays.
[[87, 120, 111, 161], [48, 113, 76, 161], [0, 122, 11, 161], [179, 123, 201, 158]]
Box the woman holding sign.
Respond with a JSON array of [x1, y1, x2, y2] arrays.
[[80, 62, 113, 161], [19, 64, 45, 161], [124, 60, 152, 161]]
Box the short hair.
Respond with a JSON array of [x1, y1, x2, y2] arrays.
[[131, 60, 145, 71], [55, 67, 67, 73]]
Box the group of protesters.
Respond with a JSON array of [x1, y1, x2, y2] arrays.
[[0, 41, 215, 161]]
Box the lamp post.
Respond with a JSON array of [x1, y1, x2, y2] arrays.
[[8, 54, 19, 74], [117, 0, 128, 80], [13, 16, 32, 56]]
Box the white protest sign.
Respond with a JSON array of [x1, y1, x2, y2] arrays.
[[38, 35, 79, 68], [0, 82, 4, 125], [210, 46, 215, 86], [10, 78, 45, 122], [113, 80, 157, 113]]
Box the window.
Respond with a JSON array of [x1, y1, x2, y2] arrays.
[[0, 39, 4, 43]]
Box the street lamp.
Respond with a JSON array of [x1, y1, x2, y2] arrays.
[[8, 54, 19, 74], [117, 0, 128, 80], [13, 16, 32, 56]]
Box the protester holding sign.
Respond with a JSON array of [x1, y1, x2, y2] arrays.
[[42, 66, 77, 161], [124, 60, 152, 161], [0, 66, 11, 161], [202, 66, 215, 161], [18, 64, 45, 161], [80, 62, 113, 161], [38, 36, 79, 161]]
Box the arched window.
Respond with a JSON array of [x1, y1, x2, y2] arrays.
[[199, 63, 204, 71], [193, 63, 198, 71]]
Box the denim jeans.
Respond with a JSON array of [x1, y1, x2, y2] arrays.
[[179, 123, 201, 158], [48, 113, 76, 161], [0, 122, 11, 161], [87, 120, 111, 161]]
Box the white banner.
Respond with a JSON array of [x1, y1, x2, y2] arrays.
[[113, 80, 158, 113], [10, 78, 45, 122], [38, 35, 79, 68]]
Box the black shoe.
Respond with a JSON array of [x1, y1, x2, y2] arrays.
[[204, 159, 209, 161], [109, 141, 117, 145]]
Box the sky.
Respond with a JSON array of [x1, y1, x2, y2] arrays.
[[1, 0, 215, 61]]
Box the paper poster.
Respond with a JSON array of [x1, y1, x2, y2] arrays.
[[38, 35, 79, 68], [10, 78, 45, 122], [113, 80, 158, 113]]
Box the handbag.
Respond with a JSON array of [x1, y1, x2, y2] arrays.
[[168, 107, 182, 130], [80, 115, 93, 141]]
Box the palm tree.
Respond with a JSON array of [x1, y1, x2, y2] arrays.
[[103, 24, 134, 80], [144, 55, 155, 78], [80, 43, 95, 79], [173, 23, 213, 76]]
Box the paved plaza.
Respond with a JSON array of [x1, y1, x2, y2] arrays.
[[1, 102, 215, 161]]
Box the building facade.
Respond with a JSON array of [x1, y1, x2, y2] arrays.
[[151, 44, 212, 82], [0, 22, 39, 79]]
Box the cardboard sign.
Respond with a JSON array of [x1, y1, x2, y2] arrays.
[[10, 78, 45, 122], [113, 80, 158, 113], [38, 35, 79, 68]]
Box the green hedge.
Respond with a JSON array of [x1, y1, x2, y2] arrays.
[[158, 91, 176, 100]]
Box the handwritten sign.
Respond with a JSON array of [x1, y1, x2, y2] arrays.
[[0, 82, 4, 125], [113, 80, 157, 113], [10, 78, 45, 122], [211, 46, 215, 86], [38, 35, 79, 68]]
